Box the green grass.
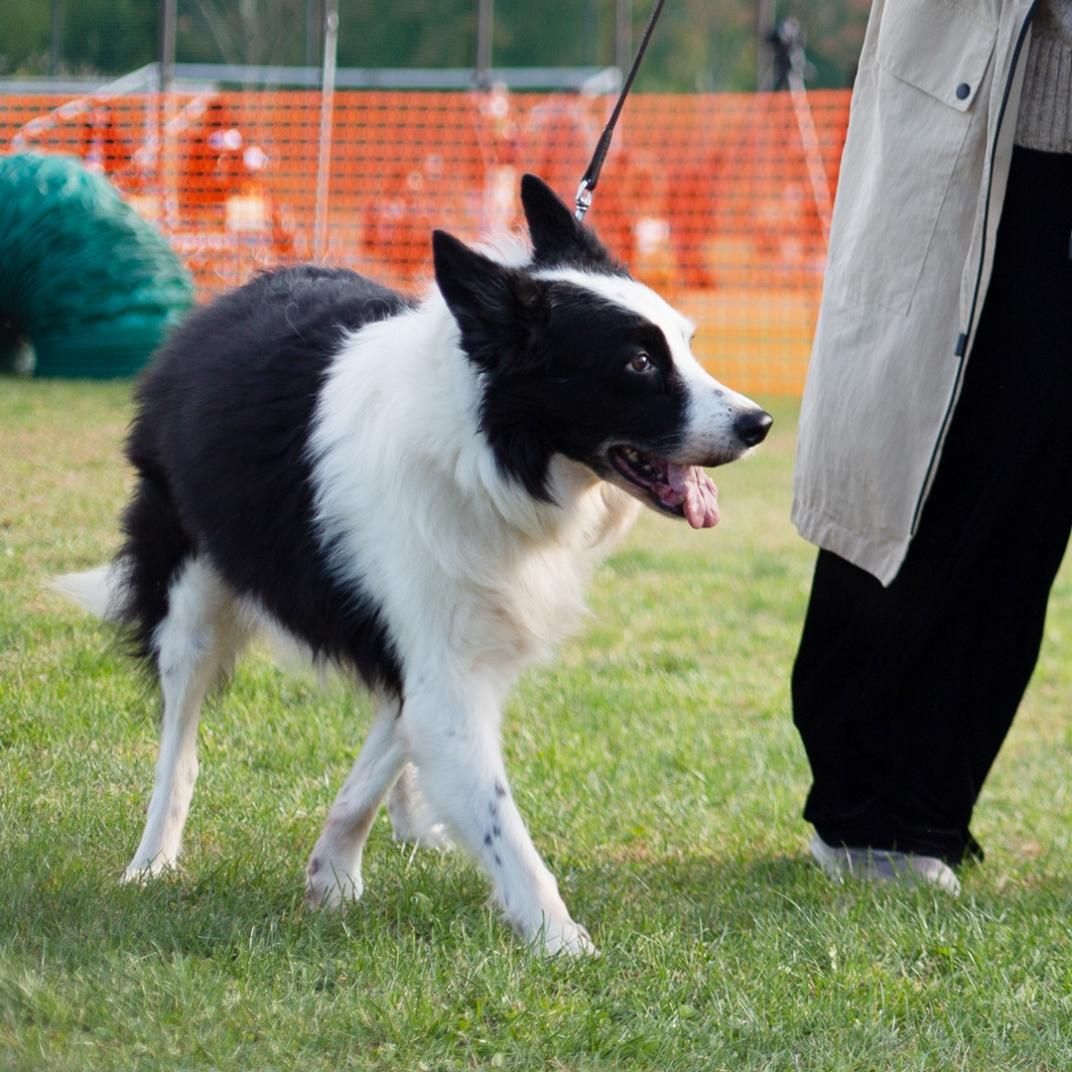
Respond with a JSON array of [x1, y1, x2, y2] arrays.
[[1, 379, 1070, 1071]]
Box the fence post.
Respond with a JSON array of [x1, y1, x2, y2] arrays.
[[615, 0, 632, 74], [50, 0, 64, 77], [314, 0, 339, 261], [158, 0, 177, 228], [476, 0, 494, 87], [755, 0, 774, 90]]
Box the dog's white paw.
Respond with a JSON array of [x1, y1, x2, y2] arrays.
[[304, 862, 363, 910], [391, 820, 453, 851], [530, 918, 597, 958]]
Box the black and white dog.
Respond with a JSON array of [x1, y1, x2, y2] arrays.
[[55, 175, 770, 954]]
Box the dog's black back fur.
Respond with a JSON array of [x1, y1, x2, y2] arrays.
[[121, 265, 412, 693]]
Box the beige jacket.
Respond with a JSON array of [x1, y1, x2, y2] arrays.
[[792, 0, 1038, 584]]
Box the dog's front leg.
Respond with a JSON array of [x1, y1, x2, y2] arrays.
[[305, 697, 406, 908], [400, 678, 594, 956]]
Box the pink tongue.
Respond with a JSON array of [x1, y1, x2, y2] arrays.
[[666, 463, 720, 529]]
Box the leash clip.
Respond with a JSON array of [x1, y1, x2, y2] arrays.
[[574, 179, 593, 222], [572, 0, 666, 226]]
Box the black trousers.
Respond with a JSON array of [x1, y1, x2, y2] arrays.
[[792, 147, 1072, 865]]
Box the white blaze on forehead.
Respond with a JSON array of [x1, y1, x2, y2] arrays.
[[532, 267, 701, 372], [532, 265, 764, 469]]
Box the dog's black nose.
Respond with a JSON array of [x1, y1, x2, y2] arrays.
[[735, 409, 773, 447]]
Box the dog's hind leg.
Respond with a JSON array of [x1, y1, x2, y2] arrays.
[[399, 679, 595, 956], [123, 557, 244, 883], [305, 696, 407, 908], [385, 763, 451, 849]]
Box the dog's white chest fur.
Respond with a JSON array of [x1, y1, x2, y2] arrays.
[[310, 300, 640, 682]]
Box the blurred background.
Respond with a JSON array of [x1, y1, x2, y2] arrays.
[[1, 1, 872, 391]]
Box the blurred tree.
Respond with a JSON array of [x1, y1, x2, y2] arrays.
[[490, 0, 606, 70], [0, 2, 51, 76], [62, 0, 157, 75], [335, 0, 476, 68], [635, 0, 757, 91], [180, 0, 310, 66], [0, 0, 869, 89]]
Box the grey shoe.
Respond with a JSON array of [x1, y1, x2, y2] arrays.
[[809, 833, 961, 895]]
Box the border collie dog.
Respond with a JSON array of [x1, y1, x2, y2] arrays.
[[56, 175, 770, 955]]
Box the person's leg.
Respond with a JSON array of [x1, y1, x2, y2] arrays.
[[793, 147, 1072, 868]]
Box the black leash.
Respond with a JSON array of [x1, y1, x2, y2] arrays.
[[574, 0, 669, 221]]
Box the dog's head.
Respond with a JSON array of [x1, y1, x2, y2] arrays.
[[433, 175, 771, 527]]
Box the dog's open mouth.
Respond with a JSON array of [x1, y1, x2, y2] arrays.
[[608, 446, 720, 529]]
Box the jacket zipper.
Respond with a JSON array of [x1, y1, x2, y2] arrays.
[[908, 0, 1039, 537]]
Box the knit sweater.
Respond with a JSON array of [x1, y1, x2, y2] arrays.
[[1015, 0, 1072, 152]]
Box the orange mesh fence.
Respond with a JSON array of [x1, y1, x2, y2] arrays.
[[1, 89, 850, 394]]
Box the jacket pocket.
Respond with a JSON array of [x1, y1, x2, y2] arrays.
[[825, 0, 996, 314]]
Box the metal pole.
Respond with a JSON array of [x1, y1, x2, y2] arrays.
[[755, 0, 774, 91], [50, 0, 63, 77], [159, 0, 177, 93], [158, 0, 178, 226], [476, 0, 494, 87], [782, 22, 833, 242], [314, 0, 339, 261], [615, 0, 632, 76], [305, 0, 320, 69], [585, 0, 598, 55]]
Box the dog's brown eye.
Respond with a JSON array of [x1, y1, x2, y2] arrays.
[[628, 353, 653, 374]]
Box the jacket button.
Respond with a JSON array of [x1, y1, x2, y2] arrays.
[[956, 82, 971, 100]]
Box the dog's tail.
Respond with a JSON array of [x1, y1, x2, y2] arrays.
[[49, 562, 127, 622]]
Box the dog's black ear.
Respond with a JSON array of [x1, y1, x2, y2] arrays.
[[520, 173, 617, 268], [433, 229, 545, 371]]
